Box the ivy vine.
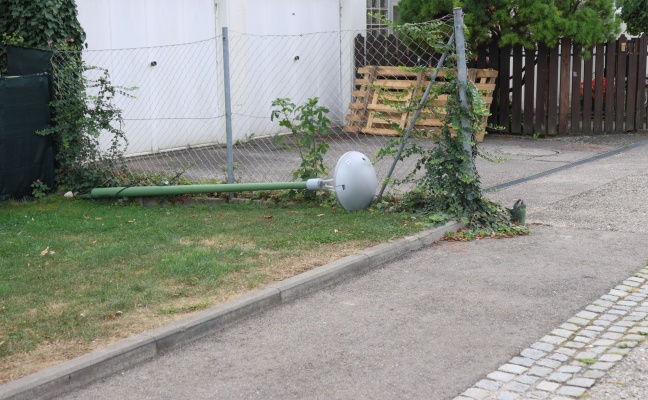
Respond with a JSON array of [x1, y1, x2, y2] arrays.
[[375, 17, 529, 239]]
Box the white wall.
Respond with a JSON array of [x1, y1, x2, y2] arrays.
[[76, 0, 362, 156]]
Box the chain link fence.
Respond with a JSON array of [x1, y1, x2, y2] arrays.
[[51, 15, 461, 193]]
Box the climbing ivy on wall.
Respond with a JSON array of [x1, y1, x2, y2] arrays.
[[0, 0, 85, 72]]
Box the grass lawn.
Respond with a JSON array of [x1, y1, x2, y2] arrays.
[[0, 195, 421, 383]]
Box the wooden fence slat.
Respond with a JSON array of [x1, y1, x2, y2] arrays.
[[638, 34, 647, 129], [511, 44, 523, 133], [547, 44, 560, 135], [477, 46, 488, 69], [524, 47, 536, 135], [536, 44, 549, 135], [627, 38, 639, 132], [571, 45, 582, 133], [559, 38, 571, 134], [489, 41, 500, 127], [593, 43, 605, 133], [616, 35, 628, 132], [604, 40, 616, 132], [582, 48, 594, 134], [498, 45, 511, 129]]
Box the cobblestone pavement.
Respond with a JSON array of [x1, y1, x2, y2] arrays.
[[456, 266, 648, 400]]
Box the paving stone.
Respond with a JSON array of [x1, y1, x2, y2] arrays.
[[535, 358, 561, 369], [475, 379, 502, 391], [576, 310, 598, 320], [594, 299, 614, 307], [630, 311, 648, 318], [624, 314, 645, 322], [573, 336, 592, 343], [565, 377, 596, 388], [547, 372, 572, 383], [496, 391, 519, 400], [608, 309, 628, 315], [627, 277, 645, 283], [558, 365, 582, 373], [540, 335, 566, 345], [520, 348, 546, 360], [548, 353, 569, 362], [590, 361, 615, 370], [592, 339, 615, 346], [623, 280, 642, 287], [624, 334, 646, 341], [454, 396, 473, 400], [575, 351, 597, 360], [598, 313, 619, 321], [600, 295, 619, 302], [612, 305, 632, 311], [629, 326, 648, 334], [463, 387, 491, 399], [590, 346, 608, 354], [510, 356, 535, 367], [583, 369, 607, 379], [626, 295, 645, 302], [599, 353, 624, 362], [585, 305, 608, 313], [636, 307, 648, 313], [601, 332, 624, 340], [615, 285, 633, 292], [499, 363, 528, 375], [503, 381, 530, 393], [618, 300, 639, 307], [556, 385, 587, 397], [609, 348, 630, 356], [592, 319, 612, 327], [567, 316, 589, 326], [515, 375, 538, 385], [588, 325, 605, 331], [550, 328, 573, 338], [526, 391, 550, 399], [608, 325, 628, 333], [535, 381, 560, 392], [576, 329, 599, 338], [487, 371, 517, 383], [530, 342, 554, 352], [555, 347, 576, 356], [528, 366, 553, 377], [563, 341, 585, 349], [609, 289, 629, 297], [616, 320, 636, 327]]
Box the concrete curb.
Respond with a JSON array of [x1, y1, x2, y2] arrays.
[[0, 220, 463, 400]]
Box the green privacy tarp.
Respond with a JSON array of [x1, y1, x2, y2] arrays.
[[7, 46, 53, 76], [0, 74, 54, 199]]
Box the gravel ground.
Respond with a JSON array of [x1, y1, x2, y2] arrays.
[[587, 340, 648, 399]]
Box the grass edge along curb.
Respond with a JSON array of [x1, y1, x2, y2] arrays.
[[0, 221, 464, 400]]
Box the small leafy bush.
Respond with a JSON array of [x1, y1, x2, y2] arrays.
[[270, 97, 331, 182]]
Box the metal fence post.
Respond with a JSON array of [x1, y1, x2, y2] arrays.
[[222, 27, 234, 189], [453, 7, 475, 184]]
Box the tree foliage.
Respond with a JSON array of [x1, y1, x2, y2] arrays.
[[396, 0, 621, 48], [620, 0, 648, 35]]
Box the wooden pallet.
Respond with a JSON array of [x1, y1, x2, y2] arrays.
[[343, 67, 498, 142]]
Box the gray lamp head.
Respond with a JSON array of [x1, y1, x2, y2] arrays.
[[332, 151, 378, 211]]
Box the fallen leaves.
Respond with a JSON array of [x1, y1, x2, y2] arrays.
[[263, 215, 273, 220], [39, 247, 50, 257]]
